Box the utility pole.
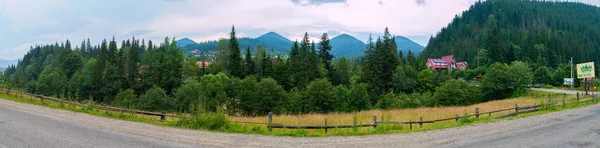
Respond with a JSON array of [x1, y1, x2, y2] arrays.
[[570, 57, 573, 89]]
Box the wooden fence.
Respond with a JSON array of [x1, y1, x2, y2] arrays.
[[1, 88, 597, 133]]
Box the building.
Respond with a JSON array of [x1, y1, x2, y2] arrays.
[[196, 61, 213, 68], [190, 49, 201, 56], [426, 55, 468, 71]]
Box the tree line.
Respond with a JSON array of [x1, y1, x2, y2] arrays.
[[2, 25, 540, 116]]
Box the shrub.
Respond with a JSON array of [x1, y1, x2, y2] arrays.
[[177, 105, 228, 130], [137, 86, 174, 111], [112, 89, 137, 108], [433, 79, 480, 106]]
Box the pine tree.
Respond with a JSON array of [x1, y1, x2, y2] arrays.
[[108, 36, 118, 64], [228, 25, 243, 78], [318, 33, 334, 81], [244, 46, 256, 77], [92, 39, 108, 101]]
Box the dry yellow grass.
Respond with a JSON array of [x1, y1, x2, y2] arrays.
[[230, 97, 548, 127]]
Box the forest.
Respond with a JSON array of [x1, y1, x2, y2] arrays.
[[2, 0, 597, 116], [422, 0, 600, 80]]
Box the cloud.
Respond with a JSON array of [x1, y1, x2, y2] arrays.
[[122, 29, 154, 38], [416, 0, 426, 6], [290, 0, 347, 6]]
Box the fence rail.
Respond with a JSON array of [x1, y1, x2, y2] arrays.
[[1, 88, 597, 133]]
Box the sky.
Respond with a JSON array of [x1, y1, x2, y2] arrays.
[[1, 0, 599, 60]]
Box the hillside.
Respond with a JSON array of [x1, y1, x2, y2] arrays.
[[422, 0, 600, 69], [179, 32, 292, 55], [330, 34, 366, 58], [0, 59, 18, 68], [180, 32, 423, 58], [176, 38, 197, 47], [395, 36, 424, 56]]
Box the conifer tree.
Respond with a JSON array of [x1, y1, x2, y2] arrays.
[[228, 25, 243, 78], [244, 46, 256, 77], [318, 33, 334, 81]]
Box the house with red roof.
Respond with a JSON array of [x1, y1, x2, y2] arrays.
[[196, 61, 213, 68], [426, 55, 468, 71]]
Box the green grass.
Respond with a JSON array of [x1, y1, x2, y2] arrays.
[[0, 90, 597, 137]]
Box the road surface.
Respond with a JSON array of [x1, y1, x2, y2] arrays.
[[0, 88, 599, 148]]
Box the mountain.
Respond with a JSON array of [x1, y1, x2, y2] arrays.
[[180, 32, 292, 55], [422, 0, 600, 68], [180, 32, 424, 58], [329, 34, 423, 59], [395, 36, 424, 56], [176, 38, 197, 47], [0, 59, 18, 68], [329, 34, 366, 59]]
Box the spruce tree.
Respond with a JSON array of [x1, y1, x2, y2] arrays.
[[318, 33, 334, 81], [228, 25, 243, 78], [244, 46, 256, 77]]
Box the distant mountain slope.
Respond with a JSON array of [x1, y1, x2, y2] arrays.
[[176, 38, 197, 47], [395, 36, 424, 56], [0, 59, 18, 68], [329, 34, 366, 59], [180, 32, 424, 58], [179, 32, 292, 55], [422, 0, 600, 68]]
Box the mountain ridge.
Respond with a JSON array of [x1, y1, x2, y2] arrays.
[[178, 32, 424, 58]]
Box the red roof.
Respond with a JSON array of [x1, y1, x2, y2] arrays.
[[196, 61, 212, 68], [426, 55, 468, 70]]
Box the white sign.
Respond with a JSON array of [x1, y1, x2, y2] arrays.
[[564, 78, 574, 86]]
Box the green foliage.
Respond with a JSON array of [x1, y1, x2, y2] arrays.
[[433, 79, 480, 106], [417, 68, 435, 93], [35, 68, 67, 97], [228, 26, 243, 78], [534, 66, 552, 85], [112, 89, 137, 108], [305, 78, 336, 113], [177, 105, 228, 130], [423, 0, 600, 68], [137, 86, 174, 111], [393, 64, 418, 93], [482, 61, 533, 100], [174, 82, 203, 112]]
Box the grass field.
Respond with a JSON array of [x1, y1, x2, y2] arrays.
[[0, 89, 593, 137]]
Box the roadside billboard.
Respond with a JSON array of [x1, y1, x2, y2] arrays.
[[576, 62, 595, 79], [563, 78, 573, 86]]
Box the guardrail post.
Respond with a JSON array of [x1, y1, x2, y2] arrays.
[[372, 116, 377, 128], [160, 112, 166, 122], [515, 104, 518, 112], [324, 118, 328, 134], [268, 112, 273, 132], [475, 108, 479, 120]]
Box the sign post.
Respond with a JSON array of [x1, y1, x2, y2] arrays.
[[577, 62, 595, 95]]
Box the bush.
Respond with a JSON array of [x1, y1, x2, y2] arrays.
[[174, 82, 203, 113], [137, 86, 174, 111], [305, 79, 336, 113], [433, 79, 480, 106], [482, 61, 532, 100], [177, 105, 228, 130], [112, 89, 137, 108]]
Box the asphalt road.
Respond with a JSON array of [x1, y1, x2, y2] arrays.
[[0, 105, 192, 148], [0, 88, 599, 148], [441, 103, 600, 148]]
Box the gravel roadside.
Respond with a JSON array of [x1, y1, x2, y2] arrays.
[[0, 95, 598, 148]]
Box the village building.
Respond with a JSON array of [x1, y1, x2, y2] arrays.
[[426, 55, 468, 71]]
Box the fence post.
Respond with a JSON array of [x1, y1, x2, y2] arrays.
[[159, 112, 166, 122], [268, 112, 273, 132], [409, 120, 412, 130], [455, 114, 459, 122], [562, 97, 566, 108], [515, 104, 518, 112], [475, 108, 479, 120], [324, 118, 328, 134], [419, 117, 423, 128], [577, 92, 579, 102], [372, 116, 377, 128]]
